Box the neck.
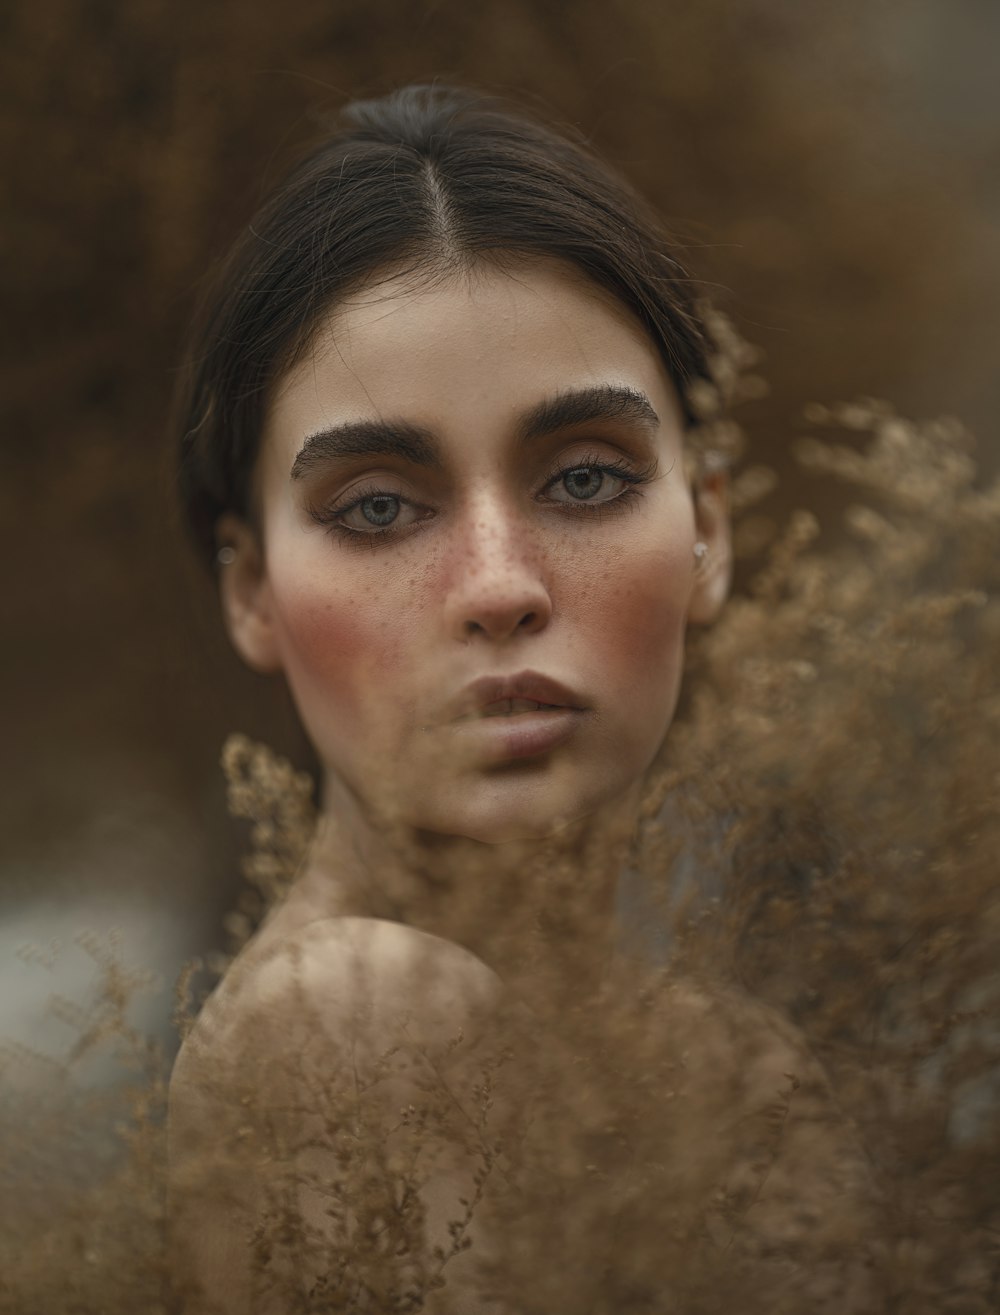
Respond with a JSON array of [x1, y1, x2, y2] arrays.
[[286, 777, 641, 987]]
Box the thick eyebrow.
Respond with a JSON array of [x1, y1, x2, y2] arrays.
[[516, 384, 660, 447], [289, 383, 660, 480], [290, 420, 438, 480]]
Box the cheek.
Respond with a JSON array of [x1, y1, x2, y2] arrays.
[[584, 538, 693, 685], [285, 593, 368, 666], [268, 568, 419, 730]]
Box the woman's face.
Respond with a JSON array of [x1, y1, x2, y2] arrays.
[[225, 260, 725, 843]]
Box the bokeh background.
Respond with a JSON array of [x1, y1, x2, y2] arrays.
[[3, 0, 999, 1053]]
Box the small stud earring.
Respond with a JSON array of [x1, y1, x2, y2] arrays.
[[217, 545, 236, 567], [693, 541, 709, 567]]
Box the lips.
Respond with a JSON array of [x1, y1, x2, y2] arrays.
[[452, 671, 586, 722], [482, 697, 563, 717], [444, 671, 588, 762]]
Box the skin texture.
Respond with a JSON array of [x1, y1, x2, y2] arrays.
[[168, 921, 877, 1314], [219, 258, 730, 849], [169, 258, 738, 1313], [169, 916, 507, 1314], [170, 261, 878, 1313]]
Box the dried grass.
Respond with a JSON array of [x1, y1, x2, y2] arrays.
[[3, 346, 997, 1309]]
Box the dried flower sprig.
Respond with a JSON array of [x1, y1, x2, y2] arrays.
[[219, 733, 317, 951]]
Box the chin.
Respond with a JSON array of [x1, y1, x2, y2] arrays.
[[454, 816, 577, 846], [421, 776, 617, 847]]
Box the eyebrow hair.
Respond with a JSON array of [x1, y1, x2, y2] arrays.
[[516, 384, 660, 446], [289, 383, 660, 480], [290, 420, 438, 480]]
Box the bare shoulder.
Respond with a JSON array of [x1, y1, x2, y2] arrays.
[[655, 976, 869, 1172], [251, 915, 503, 1018], [654, 976, 832, 1096], [167, 919, 505, 1312], [655, 978, 880, 1307], [171, 916, 502, 1105]]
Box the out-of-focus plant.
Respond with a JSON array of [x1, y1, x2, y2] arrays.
[[2, 363, 997, 1309]]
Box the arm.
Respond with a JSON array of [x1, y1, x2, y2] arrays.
[[167, 918, 504, 1314]]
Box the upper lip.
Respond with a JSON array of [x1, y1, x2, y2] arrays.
[[451, 671, 587, 721]]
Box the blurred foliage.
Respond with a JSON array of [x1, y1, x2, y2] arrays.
[[2, 388, 997, 1310], [3, 6, 998, 1306], [3, 0, 998, 907]]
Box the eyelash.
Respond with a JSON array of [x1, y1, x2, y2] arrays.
[[310, 455, 656, 546]]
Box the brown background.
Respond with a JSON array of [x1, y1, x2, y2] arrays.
[[2, 0, 998, 1032]]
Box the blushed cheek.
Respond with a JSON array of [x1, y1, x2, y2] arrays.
[[271, 581, 416, 733], [591, 547, 691, 696]]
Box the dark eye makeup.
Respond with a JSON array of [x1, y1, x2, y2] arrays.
[[307, 451, 659, 546]]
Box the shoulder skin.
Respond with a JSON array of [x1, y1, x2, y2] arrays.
[[168, 917, 505, 1315]]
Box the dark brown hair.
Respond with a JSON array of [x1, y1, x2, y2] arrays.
[[175, 83, 711, 564]]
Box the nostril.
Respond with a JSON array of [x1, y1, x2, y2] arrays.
[[462, 610, 540, 640], [453, 583, 552, 642]]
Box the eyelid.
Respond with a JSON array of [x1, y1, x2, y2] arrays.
[[307, 471, 409, 516], [541, 447, 658, 486], [307, 477, 400, 527], [308, 448, 658, 542]]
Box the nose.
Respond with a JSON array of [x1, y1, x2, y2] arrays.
[[443, 502, 553, 643]]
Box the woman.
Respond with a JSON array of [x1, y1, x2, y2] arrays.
[[168, 84, 874, 1313]]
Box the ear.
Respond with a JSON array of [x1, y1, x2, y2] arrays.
[[215, 514, 283, 674], [687, 467, 732, 626]]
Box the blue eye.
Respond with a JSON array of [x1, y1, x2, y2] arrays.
[[358, 494, 400, 526], [309, 481, 433, 542], [313, 454, 654, 545], [561, 467, 608, 500], [332, 491, 420, 534], [547, 464, 632, 505]]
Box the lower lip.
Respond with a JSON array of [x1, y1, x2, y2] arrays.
[[454, 708, 584, 762]]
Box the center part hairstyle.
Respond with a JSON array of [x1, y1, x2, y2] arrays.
[[175, 82, 713, 565]]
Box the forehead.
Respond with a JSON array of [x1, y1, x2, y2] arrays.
[[262, 258, 683, 459]]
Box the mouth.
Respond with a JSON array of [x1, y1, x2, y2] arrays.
[[480, 697, 567, 718], [453, 671, 587, 722], [444, 671, 588, 762]]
